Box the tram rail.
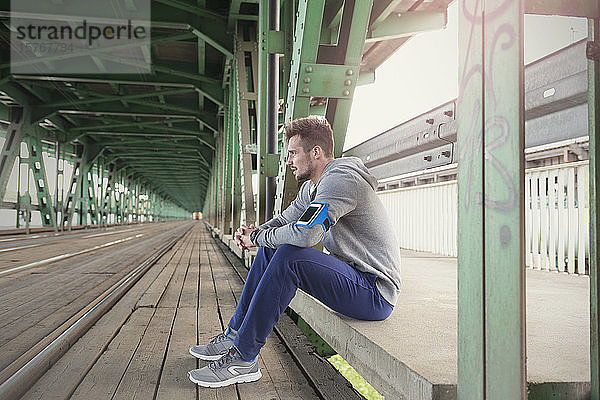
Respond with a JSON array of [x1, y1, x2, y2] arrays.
[[0, 221, 194, 400]]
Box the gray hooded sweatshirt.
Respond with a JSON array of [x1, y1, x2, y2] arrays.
[[251, 156, 402, 306]]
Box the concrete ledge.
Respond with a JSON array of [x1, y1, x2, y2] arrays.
[[290, 249, 590, 400], [290, 290, 455, 400]]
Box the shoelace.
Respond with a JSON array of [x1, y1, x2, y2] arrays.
[[209, 351, 234, 371], [208, 332, 228, 344]]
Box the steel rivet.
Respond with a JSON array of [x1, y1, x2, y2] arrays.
[[305, 66, 313, 73], [302, 87, 310, 94], [342, 90, 350, 96], [344, 79, 352, 86], [304, 77, 311, 83], [346, 69, 353, 76]]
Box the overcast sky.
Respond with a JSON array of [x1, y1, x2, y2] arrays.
[[344, 2, 589, 151]]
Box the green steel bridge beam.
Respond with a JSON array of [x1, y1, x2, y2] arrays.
[[31, 104, 216, 127], [152, 0, 227, 20], [43, 87, 196, 108], [12, 74, 225, 107], [274, 0, 373, 214], [366, 10, 447, 42], [233, 25, 259, 226], [69, 118, 201, 132]]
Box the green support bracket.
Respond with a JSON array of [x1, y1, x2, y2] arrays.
[[357, 70, 376, 86], [26, 135, 57, 229], [267, 30, 286, 54], [297, 63, 359, 99], [366, 10, 447, 42], [589, 15, 600, 400], [264, 153, 279, 177], [457, 0, 526, 399]]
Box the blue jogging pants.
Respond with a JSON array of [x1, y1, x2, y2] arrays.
[[228, 244, 393, 360]]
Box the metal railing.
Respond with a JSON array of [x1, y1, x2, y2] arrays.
[[378, 160, 590, 274]]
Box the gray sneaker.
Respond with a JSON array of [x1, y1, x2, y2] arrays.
[[189, 329, 235, 360], [188, 348, 262, 388]]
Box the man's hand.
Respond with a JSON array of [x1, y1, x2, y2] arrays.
[[234, 223, 257, 252]]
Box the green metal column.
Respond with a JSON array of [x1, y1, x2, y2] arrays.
[[218, 127, 225, 233], [134, 183, 139, 222], [274, 0, 325, 214], [103, 163, 115, 225], [457, 0, 526, 399], [80, 157, 89, 226], [26, 135, 57, 229], [0, 107, 24, 206], [63, 145, 83, 229], [126, 176, 133, 222], [257, 0, 282, 224], [222, 115, 233, 235], [120, 172, 126, 223], [274, 0, 372, 214], [55, 141, 64, 230], [85, 163, 98, 225], [116, 171, 122, 223], [235, 26, 259, 226], [212, 149, 218, 227], [230, 86, 242, 231], [589, 15, 600, 400]]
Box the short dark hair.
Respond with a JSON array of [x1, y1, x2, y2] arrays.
[[284, 115, 334, 157]]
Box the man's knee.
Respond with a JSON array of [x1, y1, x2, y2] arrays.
[[273, 244, 302, 258]]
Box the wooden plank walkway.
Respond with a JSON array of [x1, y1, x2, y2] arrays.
[[19, 223, 354, 400]]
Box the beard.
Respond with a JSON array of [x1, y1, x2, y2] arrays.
[[294, 163, 313, 182]]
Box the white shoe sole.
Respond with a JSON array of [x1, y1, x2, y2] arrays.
[[189, 347, 225, 361], [188, 369, 262, 388]]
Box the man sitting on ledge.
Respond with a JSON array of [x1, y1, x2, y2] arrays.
[[188, 115, 402, 388]]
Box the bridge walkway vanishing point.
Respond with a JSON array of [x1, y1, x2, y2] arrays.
[[0, 222, 361, 400]]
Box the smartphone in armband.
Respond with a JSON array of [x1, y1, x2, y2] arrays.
[[294, 202, 331, 231]]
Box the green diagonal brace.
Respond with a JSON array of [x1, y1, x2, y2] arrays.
[[26, 135, 57, 229], [0, 107, 24, 205]]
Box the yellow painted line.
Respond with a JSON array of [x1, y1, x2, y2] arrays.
[[0, 234, 144, 277]]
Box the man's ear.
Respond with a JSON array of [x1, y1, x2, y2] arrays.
[[312, 145, 323, 159]]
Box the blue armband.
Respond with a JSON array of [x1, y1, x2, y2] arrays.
[[294, 202, 331, 231]]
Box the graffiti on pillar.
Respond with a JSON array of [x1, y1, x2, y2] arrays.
[[459, 0, 519, 214]]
